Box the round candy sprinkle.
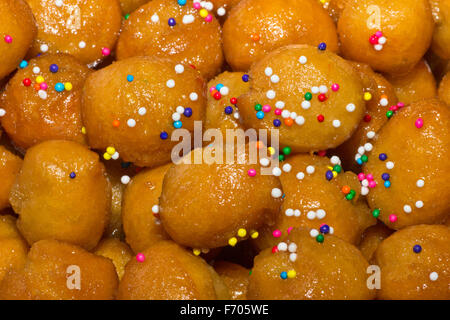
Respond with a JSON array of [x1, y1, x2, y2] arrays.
[[55, 83, 65, 92], [69, 172, 76, 179], [318, 42, 327, 50], [224, 106, 233, 114], [177, 0, 187, 5], [325, 170, 333, 181], [247, 169, 256, 177], [429, 272, 438, 281], [320, 224, 330, 234], [4, 35, 12, 43], [372, 209, 380, 218], [121, 175, 131, 184], [242, 74, 249, 82], [389, 214, 397, 223], [101, 47, 111, 56], [49, 64, 59, 73], [183, 107, 192, 117], [287, 270, 296, 279], [237, 228, 246, 237], [136, 253, 145, 262], [415, 118, 423, 128], [413, 245, 422, 253], [280, 272, 288, 280], [316, 234, 324, 243], [19, 60, 28, 68], [127, 74, 134, 82], [272, 229, 282, 238], [228, 237, 237, 247], [379, 153, 387, 161], [168, 18, 176, 26]]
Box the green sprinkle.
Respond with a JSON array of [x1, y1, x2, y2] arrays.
[[386, 110, 394, 118], [372, 209, 380, 218], [316, 234, 324, 243], [282, 146, 291, 155], [124, 13, 130, 20], [361, 155, 368, 162], [304, 92, 312, 101], [333, 165, 342, 173], [279, 154, 285, 162], [254, 103, 262, 111]]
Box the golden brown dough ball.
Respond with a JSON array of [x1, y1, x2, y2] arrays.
[[82, 56, 206, 168], [238, 45, 365, 153], [10, 140, 111, 250], [0, 146, 22, 210], [116, 0, 223, 80], [25, 0, 122, 66], [338, 0, 434, 74], [215, 261, 249, 300], [0, 0, 36, 80], [438, 70, 450, 106], [94, 238, 133, 280], [358, 222, 393, 262], [0, 215, 28, 283], [364, 99, 450, 229], [0, 239, 118, 300], [248, 228, 375, 300], [117, 241, 229, 300], [383, 60, 437, 106], [0, 54, 90, 150], [431, 0, 450, 60], [375, 224, 450, 300], [205, 71, 249, 134], [120, 0, 149, 14], [255, 154, 375, 250], [223, 0, 339, 71], [122, 164, 171, 253]]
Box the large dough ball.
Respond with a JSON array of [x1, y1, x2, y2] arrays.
[[0, 146, 22, 210]]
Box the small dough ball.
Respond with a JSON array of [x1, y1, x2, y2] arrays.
[[438, 71, 450, 106], [116, 0, 223, 80], [248, 228, 375, 300], [358, 222, 393, 262], [82, 56, 206, 168], [338, 0, 434, 74], [205, 71, 250, 134], [122, 164, 171, 253], [0, 54, 90, 150], [0, 0, 37, 80], [0, 146, 22, 210], [120, 0, 149, 14], [431, 0, 450, 60], [159, 145, 282, 249], [10, 140, 111, 250], [94, 238, 133, 280], [255, 154, 375, 250], [0, 239, 118, 300], [215, 261, 249, 300], [0, 215, 28, 283], [117, 241, 229, 300], [238, 45, 365, 153], [375, 225, 450, 300], [383, 60, 437, 105], [335, 62, 397, 171], [25, 0, 122, 66], [223, 0, 339, 71], [364, 99, 450, 229]]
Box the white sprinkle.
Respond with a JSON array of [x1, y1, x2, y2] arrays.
[[176, 106, 185, 114], [120, 175, 131, 184], [275, 101, 285, 109], [288, 243, 297, 253], [204, 1, 213, 10], [362, 179, 369, 187], [78, 41, 86, 49], [299, 56, 307, 64], [151, 14, 159, 22], [289, 253, 297, 262], [175, 64, 185, 74], [374, 44, 383, 51], [403, 205, 412, 213], [361, 186, 369, 195], [329, 226, 334, 234], [111, 152, 120, 160], [55, 0, 63, 7], [282, 163, 292, 172], [367, 131, 376, 139], [294, 209, 301, 217], [138, 107, 147, 115], [311, 86, 319, 94], [266, 90, 276, 99], [172, 113, 181, 121], [189, 92, 198, 101], [429, 272, 438, 281], [346, 103, 356, 112], [270, 75, 280, 83], [364, 143, 373, 152], [290, 112, 297, 119], [151, 205, 159, 214], [166, 79, 175, 88], [330, 156, 341, 165], [219, 86, 229, 95], [40, 44, 48, 53], [272, 167, 282, 176], [182, 14, 194, 24], [307, 211, 316, 220], [306, 165, 315, 174], [259, 158, 270, 167], [316, 209, 326, 219], [33, 67, 40, 74], [0, 108, 5, 117], [378, 37, 387, 45], [217, 7, 226, 16], [295, 116, 305, 125], [319, 85, 328, 94], [233, 112, 240, 119], [127, 119, 136, 127], [416, 179, 425, 188], [38, 90, 47, 99], [285, 209, 294, 217], [301, 101, 311, 109], [310, 229, 319, 237], [332, 120, 341, 128], [296, 172, 305, 180], [358, 146, 365, 155], [386, 161, 394, 170], [415, 200, 424, 208], [271, 188, 282, 198], [264, 67, 273, 76], [380, 98, 388, 106], [277, 242, 287, 251], [281, 110, 290, 118]]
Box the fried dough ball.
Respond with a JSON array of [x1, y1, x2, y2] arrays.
[[94, 238, 133, 280], [383, 60, 437, 105], [431, 0, 450, 60], [25, 0, 122, 66], [0, 0, 36, 80], [120, 0, 149, 14], [117, 241, 229, 300], [248, 228, 375, 300], [0, 215, 28, 283], [338, 0, 434, 74], [205, 71, 249, 134], [122, 164, 171, 253], [438, 71, 450, 106], [215, 261, 249, 300], [358, 222, 393, 262], [116, 0, 223, 80], [364, 99, 450, 229], [0, 54, 90, 150], [238, 45, 365, 153], [375, 225, 450, 300], [255, 154, 375, 250], [0, 239, 118, 300], [82, 56, 206, 168], [9, 140, 111, 250], [335, 62, 397, 171], [0, 146, 22, 210], [223, 0, 339, 71], [159, 145, 282, 250]]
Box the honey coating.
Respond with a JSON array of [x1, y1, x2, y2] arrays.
[[0, 54, 90, 150], [0, 0, 37, 80], [94, 238, 133, 280], [25, 0, 122, 66], [9, 140, 111, 250], [82, 56, 207, 168], [122, 164, 171, 253], [338, 0, 434, 75], [255, 154, 375, 250], [116, 0, 223, 80], [223, 0, 339, 71], [159, 145, 282, 249], [205, 71, 249, 134], [0, 239, 118, 300], [364, 99, 450, 229], [335, 62, 397, 171], [238, 45, 365, 153], [120, 0, 149, 14], [383, 60, 437, 106], [248, 228, 375, 300], [430, 0, 450, 60], [375, 224, 450, 300], [327, 0, 351, 23], [438, 70, 450, 106], [0, 146, 22, 210], [117, 241, 229, 300], [214, 261, 249, 300], [0, 215, 28, 283], [358, 222, 393, 262]]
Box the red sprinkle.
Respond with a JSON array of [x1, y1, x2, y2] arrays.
[[230, 97, 237, 104], [23, 78, 31, 86], [363, 114, 372, 122], [317, 114, 324, 122], [318, 94, 327, 102]]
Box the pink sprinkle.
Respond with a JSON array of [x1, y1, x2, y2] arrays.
[[358, 173, 365, 181], [287, 227, 293, 234], [317, 150, 327, 157], [369, 180, 377, 188], [262, 105, 271, 112], [101, 47, 111, 56], [375, 31, 383, 37], [136, 253, 145, 262], [366, 174, 374, 181], [209, 86, 216, 93], [272, 229, 282, 238], [415, 118, 423, 129], [40, 82, 48, 90], [274, 108, 282, 115], [248, 169, 256, 177], [397, 102, 405, 108], [331, 83, 340, 91], [389, 214, 397, 223], [205, 14, 213, 22], [193, 2, 201, 9], [4, 35, 12, 43]]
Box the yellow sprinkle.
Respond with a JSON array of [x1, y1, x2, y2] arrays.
[[106, 146, 116, 155], [228, 237, 238, 247], [287, 270, 296, 278], [268, 147, 275, 155], [81, 126, 86, 134], [36, 76, 44, 84], [193, 248, 201, 256], [320, 0, 326, 3], [199, 8, 208, 18], [251, 231, 259, 239], [364, 92, 372, 101], [103, 153, 111, 160], [64, 82, 73, 91], [327, 166, 333, 170], [332, 171, 338, 178], [237, 228, 247, 237]]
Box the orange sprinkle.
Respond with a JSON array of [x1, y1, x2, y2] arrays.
[[284, 118, 293, 126], [34, 83, 40, 91], [380, 94, 388, 100], [341, 185, 351, 194], [251, 33, 260, 42], [112, 120, 120, 127]]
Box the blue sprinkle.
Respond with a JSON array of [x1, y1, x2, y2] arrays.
[[320, 224, 330, 234], [280, 272, 287, 280], [384, 180, 391, 188], [55, 83, 65, 92], [177, 0, 187, 5], [379, 153, 387, 161], [183, 107, 192, 117], [318, 42, 327, 51], [224, 106, 233, 114], [325, 170, 334, 181], [413, 245, 422, 253], [160, 131, 168, 140], [19, 60, 28, 69], [173, 121, 182, 128], [256, 111, 264, 119], [49, 64, 59, 73], [127, 74, 134, 82], [168, 18, 176, 26], [273, 119, 281, 127], [69, 172, 76, 179], [242, 74, 249, 82]]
